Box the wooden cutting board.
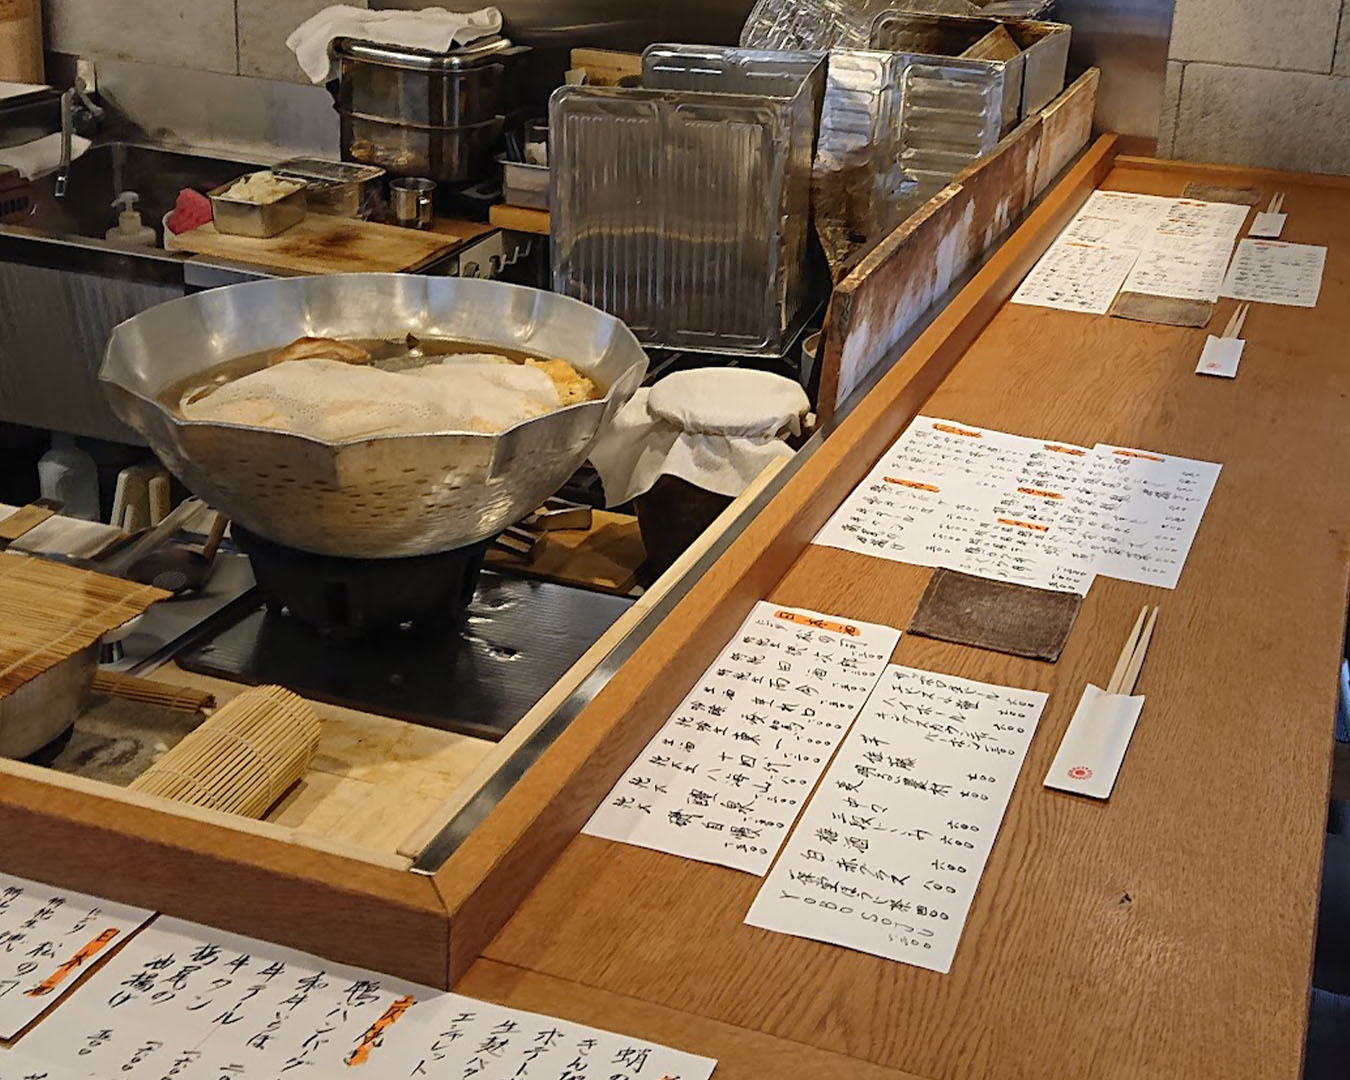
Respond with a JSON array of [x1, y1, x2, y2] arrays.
[[485, 511, 644, 595], [170, 215, 460, 275]]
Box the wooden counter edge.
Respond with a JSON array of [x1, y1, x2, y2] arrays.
[[431, 134, 1124, 984], [0, 761, 452, 986], [1116, 154, 1350, 190]]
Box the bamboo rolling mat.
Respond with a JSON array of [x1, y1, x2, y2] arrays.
[[130, 685, 321, 819], [91, 671, 215, 714], [0, 555, 168, 699]]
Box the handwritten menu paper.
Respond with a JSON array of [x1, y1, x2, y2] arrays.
[[364, 993, 716, 1080], [813, 417, 1221, 593], [18, 915, 432, 1079], [583, 602, 900, 874], [1221, 238, 1327, 307], [1013, 192, 1249, 312], [1071, 445, 1221, 590], [0, 872, 153, 1039], [1058, 189, 1174, 249], [15, 917, 716, 1080], [0, 1050, 85, 1080], [814, 417, 1098, 595], [745, 666, 1047, 973], [1120, 200, 1250, 303], [1010, 240, 1140, 315]]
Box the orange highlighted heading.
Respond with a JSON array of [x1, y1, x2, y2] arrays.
[[346, 995, 417, 1067], [25, 928, 121, 997], [1112, 449, 1165, 462], [1017, 487, 1063, 499], [774, 611, 861, 637], [933, 423, 982, 438], [996, 518, 1049, 532], [884, 477, 940, 492], [1043, 444, 1086, 456]]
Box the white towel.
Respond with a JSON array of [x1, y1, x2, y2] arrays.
[[286, 5, 504, 83], [0, 132, 91, 180]]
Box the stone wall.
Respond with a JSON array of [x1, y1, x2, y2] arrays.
[[1159, 0, 1350, 173]]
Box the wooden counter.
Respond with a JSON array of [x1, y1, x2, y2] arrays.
[[434, 139, 1349, 1078]]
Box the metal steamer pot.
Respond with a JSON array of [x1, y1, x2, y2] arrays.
[[333, 36, 530, 183], [99, 275, 648, 559]]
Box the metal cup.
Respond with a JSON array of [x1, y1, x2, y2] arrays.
[[391, 177, 436, 229]]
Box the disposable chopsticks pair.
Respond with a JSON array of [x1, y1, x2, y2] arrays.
[[1106, 604, 1159, 696], [1220, 302, 1250, 340], [1266, 191, 1286, 216]]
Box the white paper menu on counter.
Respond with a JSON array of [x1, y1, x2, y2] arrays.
[[361, 992, 717, 1080], [1070, 445, 1222, 590], [0, 1049, 84, 1080], [813, 416, 1221, 593], [814, 416, 1098, 595], [1057, 190, 1174, 249], [15, 916, 718, 1080], [1010, 240, 1140, 315], [1221, 238, 1328, 307], [18, 915, 432, 1079], [0, 871, 153, 1039], [1119, 199, 1250, 303], [745, 666, 1047, 973], [1013, 192, 1250, 313], [583, 602, 900, 875]]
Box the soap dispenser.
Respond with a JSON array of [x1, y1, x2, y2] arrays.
[[106, 191, 157, 247]]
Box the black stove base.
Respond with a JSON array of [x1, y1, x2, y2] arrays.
[[176, 572, 632, 742]]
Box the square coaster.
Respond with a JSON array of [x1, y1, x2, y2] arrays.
[[908, 569, 1083, 662], [1111, 290, 1214, 328], [1181, 182, 1262, 206]]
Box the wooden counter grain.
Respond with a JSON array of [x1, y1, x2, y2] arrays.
[[451, 149, 1350, 1078]]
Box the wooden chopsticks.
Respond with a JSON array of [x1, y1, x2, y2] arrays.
[[1267, 191, 1285, 216], [1107, 604, 1159, 696], [1220, 302, 1250, 340]]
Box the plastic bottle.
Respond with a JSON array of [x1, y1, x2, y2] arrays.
[[37, 433, 100, 521], [105, 191, 157, 247]]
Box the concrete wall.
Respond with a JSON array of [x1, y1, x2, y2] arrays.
[[1159, 0, 1350, 173], [41, 0, 372, 159]]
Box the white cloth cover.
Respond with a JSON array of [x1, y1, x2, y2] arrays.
[[286, 5, 504, 83], [0, 132, 90, 180], [589, 369, 809, 506]]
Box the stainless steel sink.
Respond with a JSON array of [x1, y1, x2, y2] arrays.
[[0, 141, 265, 442], [24, 142, 259, 242]]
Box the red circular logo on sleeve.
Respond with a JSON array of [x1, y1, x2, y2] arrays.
[[1067, 766, 1093, 780]]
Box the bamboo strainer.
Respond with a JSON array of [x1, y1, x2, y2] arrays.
[[130, 685, 321, 819]]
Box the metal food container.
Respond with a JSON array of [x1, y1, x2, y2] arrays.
[[342, 112, 504, 183], [739, 0, 1055, 50], [273, 158, 385, 219], [208, 174, 308, 238], [550, 46, 825, 357], [0, 642, 96, 759], [498, 155, 549, 209], [334, 36, 527, 182], [812, 49, 908, 256], [100, 275, 649, 560], [869, 11, 1070, 124]]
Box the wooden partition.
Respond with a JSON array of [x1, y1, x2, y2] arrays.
[[817, 68, 1101, 422]]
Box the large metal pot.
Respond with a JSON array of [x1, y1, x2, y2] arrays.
[[334, 36, 529, 182], [100, 275, 648, 559], [0, 643, 96, 758]]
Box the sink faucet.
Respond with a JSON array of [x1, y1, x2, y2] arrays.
[[54, 77, 104, 200]]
